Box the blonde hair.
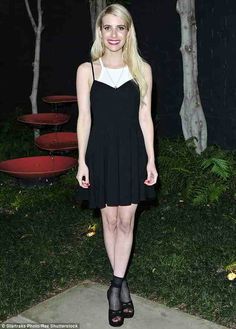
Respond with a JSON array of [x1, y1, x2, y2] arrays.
[[91, 4, 148, 99]]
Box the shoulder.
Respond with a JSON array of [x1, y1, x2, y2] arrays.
[[76, 60, 101, 81], [142, 62, 152, 88], [77, 60, 101, 70], [76, 62, 94, 87], [143, 62, 152, 76], [76, 62, 91, 76]]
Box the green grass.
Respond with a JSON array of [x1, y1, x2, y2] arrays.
[[0, 112, 235, 327]]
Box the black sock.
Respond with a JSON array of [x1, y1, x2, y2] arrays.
[[111, 274, 124, 288], [108, 275, 124, 311], [120, 278, 131, 303]]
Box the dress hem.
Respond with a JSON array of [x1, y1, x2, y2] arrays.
[[76, 195, 157, 210]]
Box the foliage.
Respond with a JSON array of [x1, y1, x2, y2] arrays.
[[201, 157, 232, 180], [0, 170, 235, 326], [157, 137, 236, 206], [0, 113, 235, 326], [225, 262, 236, 272], [0, 108, 39, 161]]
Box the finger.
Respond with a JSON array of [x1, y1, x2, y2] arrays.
[[81, 181, 90, 188], [81, 175, 90, 188], [85, 173, 90, 186], [76, 175, 87, 188], [144, 170, 158, 185], [79, 179, 85, 187], [144, 172, 152, 185]]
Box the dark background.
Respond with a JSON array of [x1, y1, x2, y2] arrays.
[[0, 0, 235, 149]]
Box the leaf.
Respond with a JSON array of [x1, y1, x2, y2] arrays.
[[185, 136, 198, 152], [227, 272, 236, 281], [20, 234, 33, 239], [225, 262, 236, 271], [86, 224, 97, 237], [191, 183, 227, 205], [208, 183, 227, 203], [201, 158, 231, 180], [192, 186, 208, 205], [171, 168, 192, 174]]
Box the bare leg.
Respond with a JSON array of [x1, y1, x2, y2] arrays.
[[100, 203, 138, 324], [113, 203, 137, 277], [101, 205, 121, 325], [100, 205, 118, 269], [100, 203, 137, 274]]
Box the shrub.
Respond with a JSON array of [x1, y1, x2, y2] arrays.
[[157, 137, 236, 206]]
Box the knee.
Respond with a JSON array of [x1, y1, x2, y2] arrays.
[[117, 216, 133, 235], [103, 216, 118, 233]]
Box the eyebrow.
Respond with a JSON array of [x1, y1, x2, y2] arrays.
[[103, 24, 126, 27]]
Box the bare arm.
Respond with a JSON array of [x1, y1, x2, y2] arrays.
[[139, 63, 155, 162], [139, 63, 158, 185], [76, 62, 92, 187], [76, 62, 92, 164]]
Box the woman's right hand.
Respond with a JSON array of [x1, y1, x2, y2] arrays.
[[76, 162, 90, 188]]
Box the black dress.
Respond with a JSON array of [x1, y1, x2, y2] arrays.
[[76, 62, 156, 209]]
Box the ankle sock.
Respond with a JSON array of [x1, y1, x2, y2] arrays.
[[108, 275, 124, 312], [120, 278, 131, 303], [111, 274, 124, 288]]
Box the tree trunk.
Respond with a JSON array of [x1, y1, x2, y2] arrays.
[[89, 0, 106, 40], [176, 0, 207, 154], [24, 0, 44, 138]]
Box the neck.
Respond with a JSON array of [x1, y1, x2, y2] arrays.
[[102, 51, 124, 68]]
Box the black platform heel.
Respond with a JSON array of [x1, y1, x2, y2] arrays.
[[120, 279, 134, 318], [107, 286, 124, 327], [121, 300, 134, 318]]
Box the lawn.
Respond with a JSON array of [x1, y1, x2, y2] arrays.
[[0, 112, 235, 327]]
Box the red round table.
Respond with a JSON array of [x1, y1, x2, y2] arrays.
[[17, 113, 71, 130], [0, 155, 77, 179], [42, 95, 77, 112], [35, 132, 78, 153]]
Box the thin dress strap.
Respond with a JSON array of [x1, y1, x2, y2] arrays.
[[90, 61, 95, 81]]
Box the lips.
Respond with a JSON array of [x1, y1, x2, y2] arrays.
[[108, 40, 120, 45]]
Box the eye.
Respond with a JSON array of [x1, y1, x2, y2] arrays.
[[118, 26, 126, 31], [103, 26, 111, 31]]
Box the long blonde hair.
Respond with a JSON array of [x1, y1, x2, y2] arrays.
[[91, 4, 148, 99]]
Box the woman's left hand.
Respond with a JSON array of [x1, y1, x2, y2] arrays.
[[144, 161, 158, 185]]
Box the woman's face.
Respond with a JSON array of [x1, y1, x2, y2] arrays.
[[100, 14, 129, 53]]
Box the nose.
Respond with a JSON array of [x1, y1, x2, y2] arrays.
[[111, 27, 118, 37]]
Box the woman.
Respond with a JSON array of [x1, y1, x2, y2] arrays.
[[76, 3, 158, 327]]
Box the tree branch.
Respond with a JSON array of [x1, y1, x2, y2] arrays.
[[24, 0, 37, 33], [37, 0, 44, 32]]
